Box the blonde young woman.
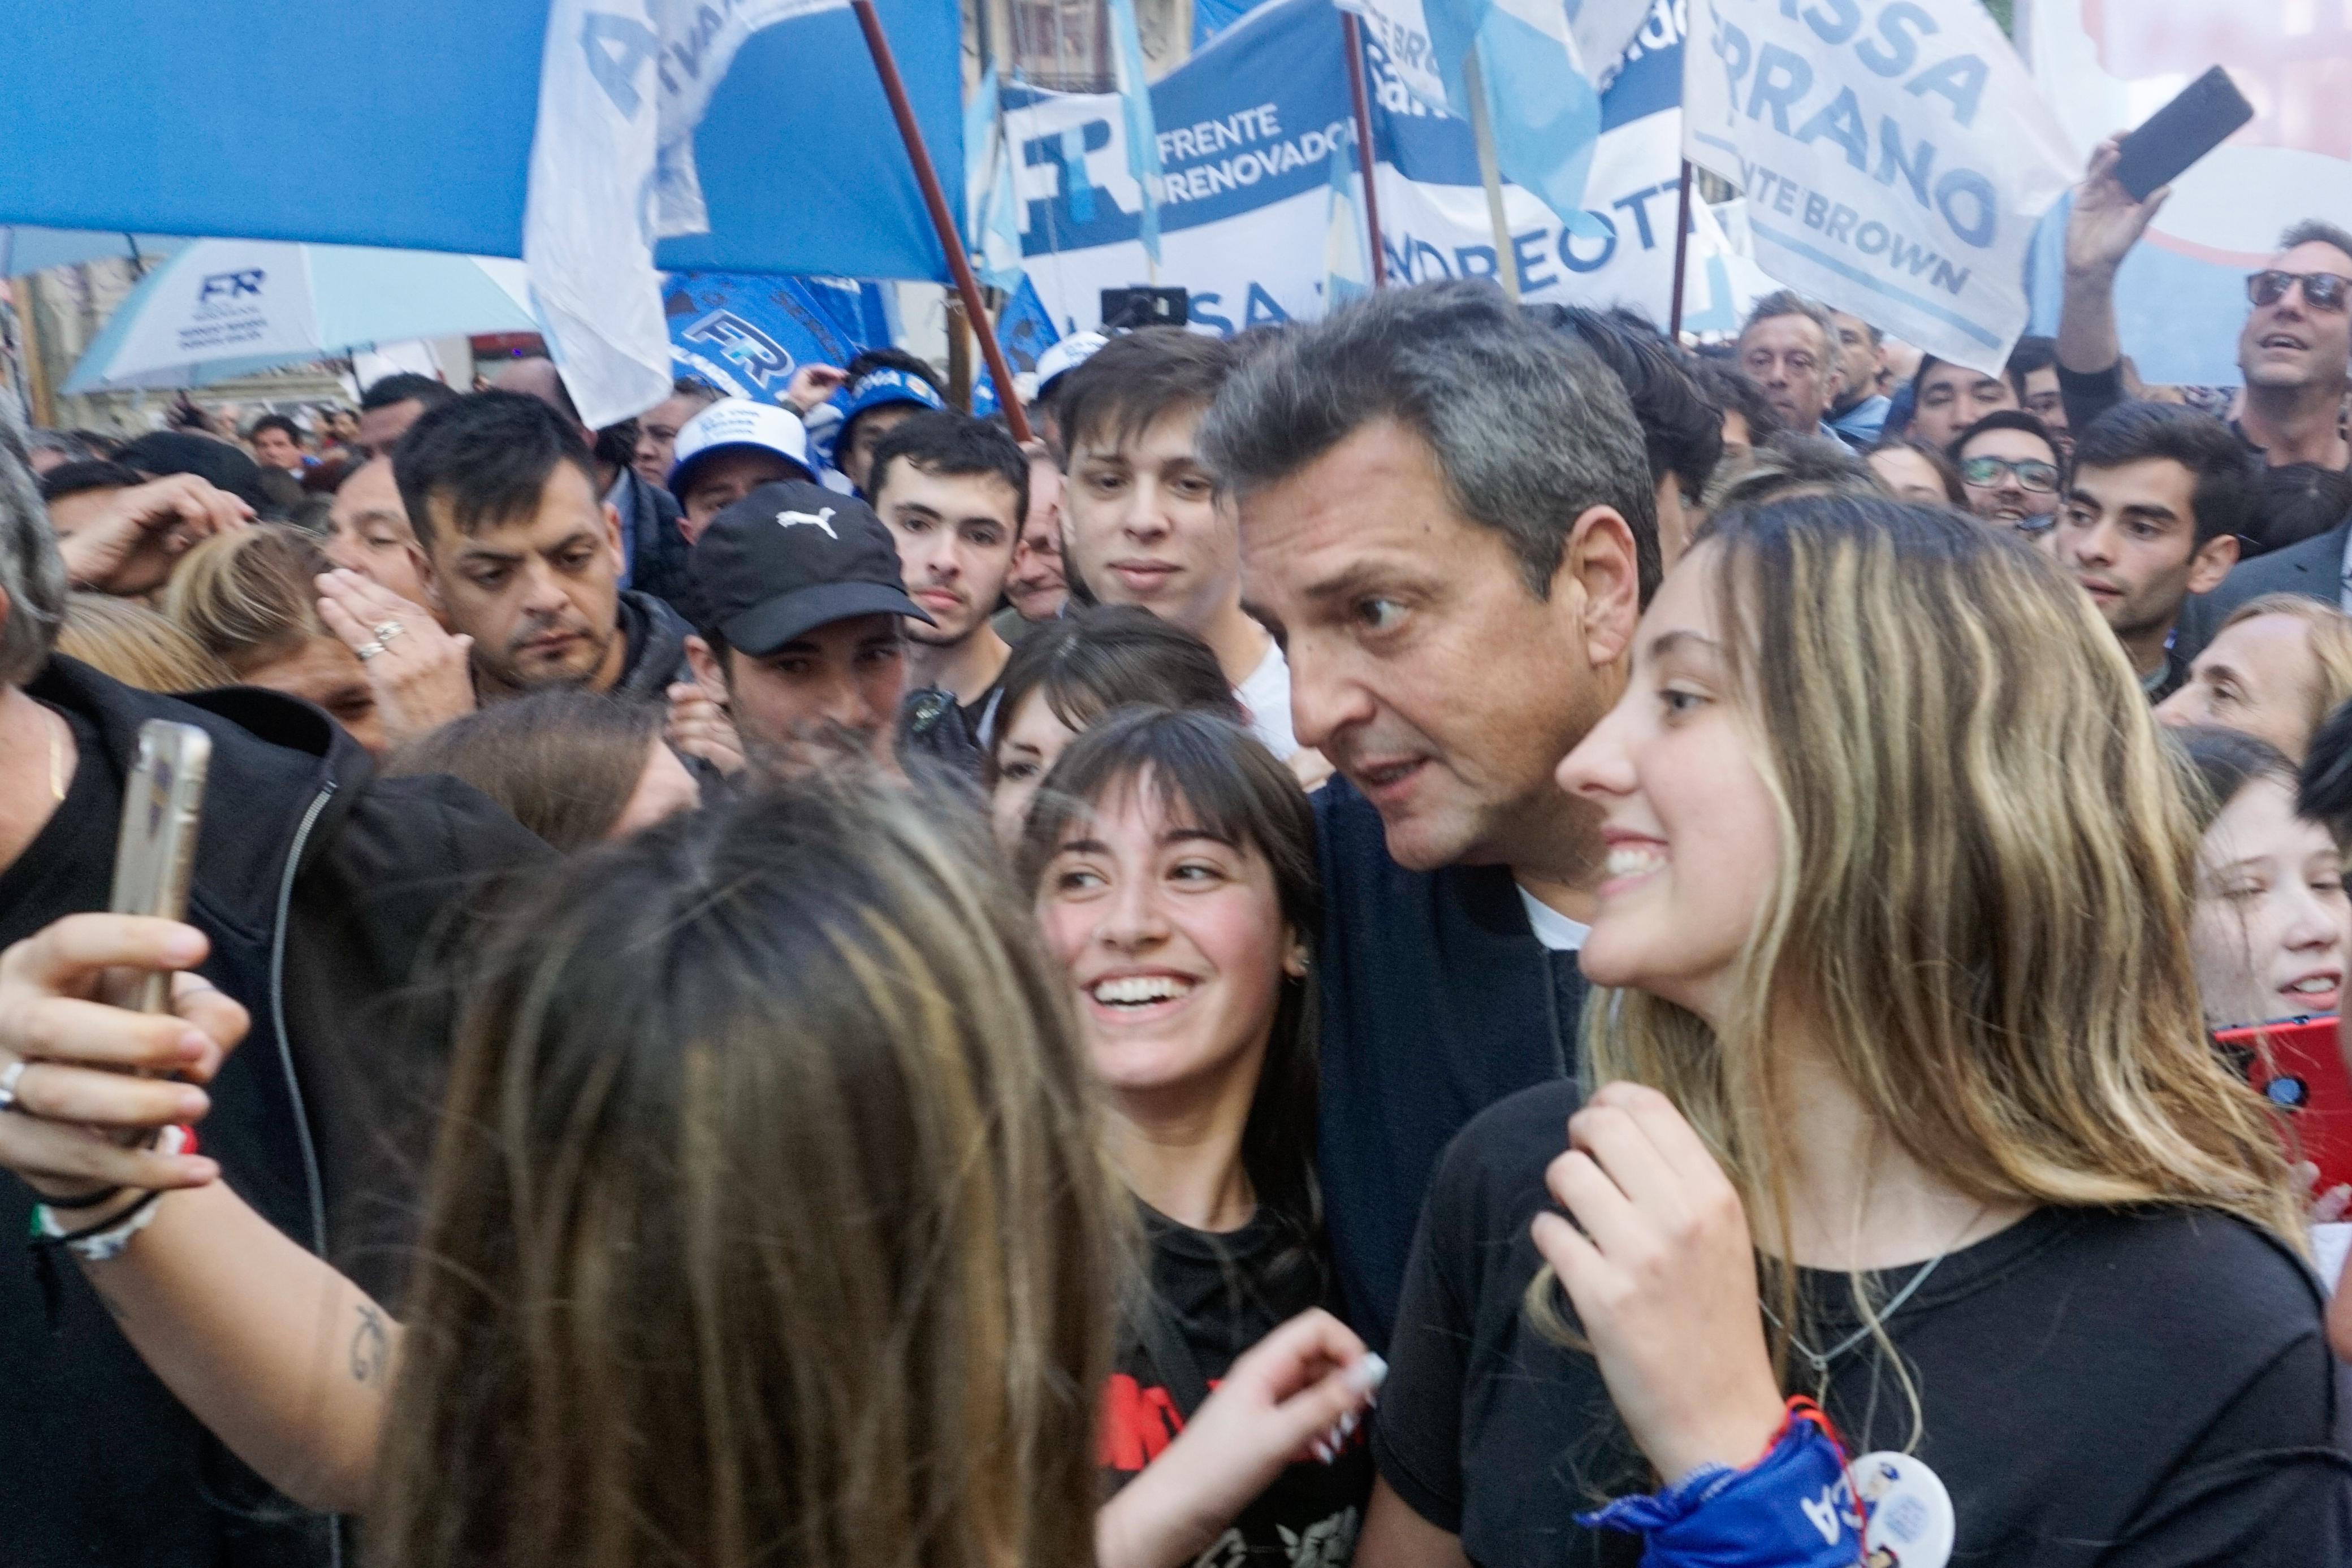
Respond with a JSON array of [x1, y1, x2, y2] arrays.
[[1357, 496, 2347, 1568]]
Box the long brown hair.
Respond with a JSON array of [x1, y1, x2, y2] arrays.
[[373, 777, 1116, 1568], [384, 688, 664, 851], [1533, 497, 2302, 1396]]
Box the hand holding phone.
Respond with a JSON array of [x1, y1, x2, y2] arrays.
[[2112, 66, 2254, 202], [107, 722, 212, 1015]]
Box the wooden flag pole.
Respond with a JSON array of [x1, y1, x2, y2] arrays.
[[853, 0, 1032, 442]]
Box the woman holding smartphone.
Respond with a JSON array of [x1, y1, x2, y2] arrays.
[[1360, 496, 2346, 1568]]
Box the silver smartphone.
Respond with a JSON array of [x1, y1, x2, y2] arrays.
[[107, 721, 212, 1016]]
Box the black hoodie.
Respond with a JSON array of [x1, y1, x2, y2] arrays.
[[0, 657, 549, 1568]]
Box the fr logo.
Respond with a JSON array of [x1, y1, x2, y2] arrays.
[[197, 269, 265, 302], [776, 506, 837, 539]]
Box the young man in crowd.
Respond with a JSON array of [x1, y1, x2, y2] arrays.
[[395, 392, 698, 711], [1549, 306, 1724, 569], [354, 371, 457, 457], [1824, 309, 1891, 450], [247, 414, 309, 474], [830, 349, 949, 494], [1200, 280, 1658, 1352], [864, 412, 1026, 773], [665, 399, 819, 545], [2007, 335, 2071, 455], [1908, 353, 2020, 453], [1733, 291, 1840, 439], [684, 479, 929, 779], [2059, 135, 2352, 471], [0, 409, 547, 1568], [632, 375, 723, 488], [2054, 401, 2253, 700], [1053, 328, 1301, 759]]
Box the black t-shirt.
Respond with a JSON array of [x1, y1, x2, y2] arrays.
[[1374, 1079, 2352, 1567], [1106, 1203, 1374, 1567], [0, 705, 120, 948]]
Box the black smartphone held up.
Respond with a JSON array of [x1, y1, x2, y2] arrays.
[[2112, 66, 2254, 202], [1100, 286, 1188, 330]]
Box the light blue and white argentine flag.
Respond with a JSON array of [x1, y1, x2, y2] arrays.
[[1324, 133, 1370, 306], [524, 0, 851, 428]]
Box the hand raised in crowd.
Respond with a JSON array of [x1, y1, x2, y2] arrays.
[[2065, 133, 2171, 279], [314, 569, 475, 748], [0, 915, 239, 1200], [1095, 1309, 1384, 1568], [784, 363, 849, 413], [1529, 1082, 1786, 1485], [666, 681, 746, 777], [57, 474, 252, 598]]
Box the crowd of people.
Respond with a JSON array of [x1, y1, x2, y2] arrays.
[[6, 135, 2352, 1567]]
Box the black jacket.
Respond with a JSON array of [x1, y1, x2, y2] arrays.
[[613, 586, 697, 701], [617, 467, 693, 614], [1, 658, 548, 1568], [2177, 518, 2351, 664]]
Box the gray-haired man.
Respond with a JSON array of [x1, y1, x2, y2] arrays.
[[1201, 279, 1659, 1360]]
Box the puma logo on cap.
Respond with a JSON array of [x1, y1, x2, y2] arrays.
[[775, 506, 838, 540]]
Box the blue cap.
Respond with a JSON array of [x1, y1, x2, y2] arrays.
[[837, 366, 946, 430]]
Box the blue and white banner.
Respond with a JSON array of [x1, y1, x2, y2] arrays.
[[1681, 0, 2074, 374], [1005, 0, 1759, 337], [662, 272, 888, 402]]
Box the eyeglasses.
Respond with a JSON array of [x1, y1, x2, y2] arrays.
[[1959, 455, 2059, 492], [2246, 270, 2352, 311]]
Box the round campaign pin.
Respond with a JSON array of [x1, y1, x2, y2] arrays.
[[1845, 1450, 1955, 1568]]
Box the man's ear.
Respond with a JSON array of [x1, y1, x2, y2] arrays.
[[2187, 531, 2241, 596], [403, 543, 442, 609], [603, 501, 625, 568], [1552, 505, 1643, 672], [685, 634, 729, 703]]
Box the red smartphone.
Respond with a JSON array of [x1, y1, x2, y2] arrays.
[[2214, 1016, 2352, 1194], [2112, 66, 2255, 202]]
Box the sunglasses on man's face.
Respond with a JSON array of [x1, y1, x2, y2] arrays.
[[2247, 270, 2352, 312], [1960, 455, 2059, 493]]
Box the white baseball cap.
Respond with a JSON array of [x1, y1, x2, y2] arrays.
[[1034, 331, 1109, 397], [666, 398, 815, 500]]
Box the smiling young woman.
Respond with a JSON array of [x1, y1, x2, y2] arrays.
[[1021, 708, 1383, 1568], [1359, 496, 2342, 1568]]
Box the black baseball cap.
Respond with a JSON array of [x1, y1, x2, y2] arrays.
[[689, 479, 933, 656]]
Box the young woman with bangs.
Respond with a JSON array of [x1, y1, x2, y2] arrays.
[[1358, 496, 2350, 1568]]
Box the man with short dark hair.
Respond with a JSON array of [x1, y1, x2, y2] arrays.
[[1054, 328, 1301, 759], [632, 376, 724, 488], [1908, 354, 2020, 452], [323, 456, 435, 613], [1734, 291, 1840, 437], [1547, 306, 1724, 566], [395, 392, 695, 703], [247, 414, 308, 474], [356, 371, 457, 456], [2055, 401, 2252, 700], [1825, 309, 1891, 450], [682, 479, 931, 778], [1200, 280, 1658, 1359], [2059, 135, 2352, 471], [1951, 409, 2064, 535], [865, 413, 1027, 774], [2006, 335, 2069, 454]]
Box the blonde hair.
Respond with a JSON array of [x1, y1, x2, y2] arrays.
[[55, 592, 234, 691], [2220, 593, 2352, 752], [1532, 496, 2302, 1413], [161, 523, 332, 675], [375, 778, 1117, 1568]]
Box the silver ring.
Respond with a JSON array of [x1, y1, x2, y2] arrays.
[[0, 1058, 27, 1113], [372, 620, 405, 643], [355, 640, 386, 661]]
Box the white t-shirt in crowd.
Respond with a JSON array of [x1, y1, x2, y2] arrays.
[[1515, 885, 1591, 952], [1234, 640, 1300, 759]]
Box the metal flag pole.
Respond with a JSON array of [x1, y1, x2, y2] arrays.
[[1667, 159, 1694, 340], [853, 0, 1033, 443], [1340, 12, 1387, 287], [1460, 42, 1516, 305]]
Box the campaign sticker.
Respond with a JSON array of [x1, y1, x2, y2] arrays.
[[1846, 1450, 1955, 1568]]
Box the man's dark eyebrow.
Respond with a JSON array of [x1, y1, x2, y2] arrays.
[[2117, 503, 2180, 526], [453, 543, 525, 565], [1298, 560, 1417, 607]]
